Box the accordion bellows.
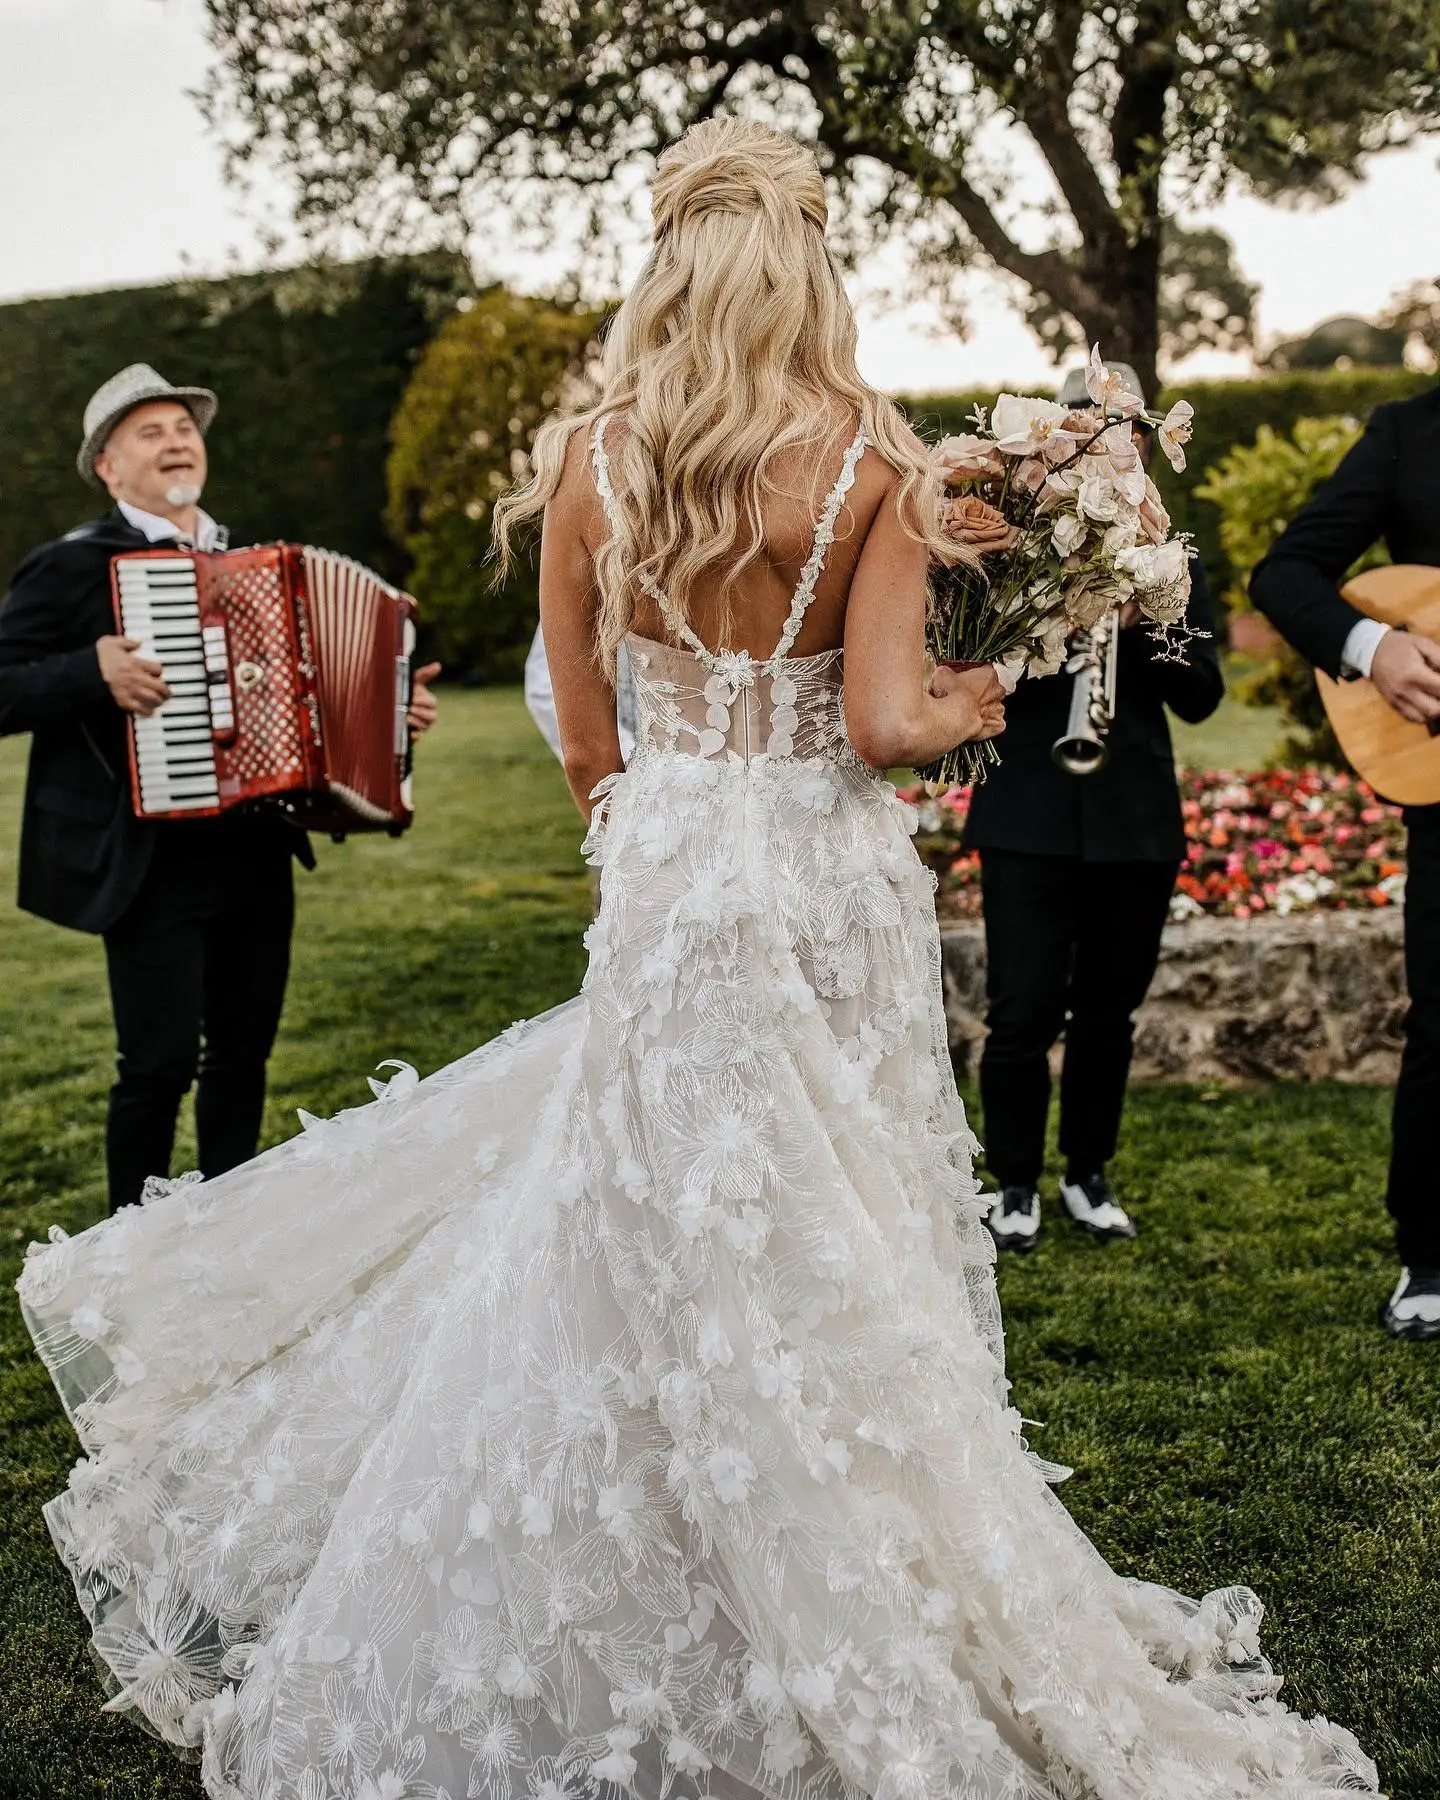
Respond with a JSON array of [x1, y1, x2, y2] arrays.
[[111, 545, 417, 834]]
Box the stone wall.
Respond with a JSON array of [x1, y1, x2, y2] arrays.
[[940, 909, 1406, 1084]]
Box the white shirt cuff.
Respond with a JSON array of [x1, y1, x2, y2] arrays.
[[1340, 617, 1390, 680]]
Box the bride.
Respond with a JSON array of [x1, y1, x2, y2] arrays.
[[21, 117, 1378, 1800]]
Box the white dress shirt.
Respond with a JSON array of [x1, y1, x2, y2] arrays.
[[525, 626, 637, 764], [117, 498, 223, 552], [1340, 616, 1391, 681]]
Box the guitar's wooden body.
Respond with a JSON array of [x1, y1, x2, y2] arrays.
[[1317, 564, 1440, 804]]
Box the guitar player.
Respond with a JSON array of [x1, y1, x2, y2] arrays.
[[1251, 381, 1440, 1341], [0, 364, 439, 1214]]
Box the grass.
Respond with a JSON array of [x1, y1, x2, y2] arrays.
[[1, 687, 1437, 1797], [1171, 682, 1286, 773]]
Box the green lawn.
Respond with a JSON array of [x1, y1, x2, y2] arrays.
[[1171, 681, 1286, 772], [1, 688, 1436, 1797]]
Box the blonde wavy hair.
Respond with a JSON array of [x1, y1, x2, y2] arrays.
[[493, 116, 953, 674]]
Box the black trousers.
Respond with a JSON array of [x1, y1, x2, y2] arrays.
[[102, 820, 295, 1212], [1390, 808, 1440, 1268], [978, 849, 1178, 1190]]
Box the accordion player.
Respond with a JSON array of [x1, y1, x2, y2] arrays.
[[111, 542, 418, 836]]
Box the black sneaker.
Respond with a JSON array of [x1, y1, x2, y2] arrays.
[[1058, 1172, 1138, 1242], [1380, 1266, 1440, 1341], [986, 1185, 1041, 1252]]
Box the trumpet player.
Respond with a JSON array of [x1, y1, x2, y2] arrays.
[[964, 361, 1223, 1251]]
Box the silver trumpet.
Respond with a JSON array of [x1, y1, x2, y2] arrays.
[[1051, 610, 1120, 775]]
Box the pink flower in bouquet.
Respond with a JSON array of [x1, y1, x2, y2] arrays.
[[1089, 419, 1144, 473], [1138, 478, 1170, 545], [934, 434, 1003, 485], [943, 495, 1020, 554], [1063, 572, 1124, 630], [1051, 511, 1088, 556]]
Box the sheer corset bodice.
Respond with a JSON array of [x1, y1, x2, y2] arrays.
[[625, 633, 861, 768], [593, 414, 867, 770]]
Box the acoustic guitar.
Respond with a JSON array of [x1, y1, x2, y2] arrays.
[[1317, 564, 1440, 805]]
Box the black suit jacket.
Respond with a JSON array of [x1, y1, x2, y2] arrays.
[[0, 511, 309, 935], [1249, 384, 1440, 676], [963, 555, 1223, 863]]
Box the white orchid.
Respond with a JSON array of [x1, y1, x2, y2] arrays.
[[989, 394, 1074, 457], [1085, 343, 1144, 417], [1157, 399, 1195, 471]]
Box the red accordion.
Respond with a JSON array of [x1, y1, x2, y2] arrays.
[[111, 544, 417, 835]]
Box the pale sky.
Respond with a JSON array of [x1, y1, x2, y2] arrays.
[[3, 0, 1438, 392]]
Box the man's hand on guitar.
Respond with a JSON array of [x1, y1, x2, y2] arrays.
[[1370, 630, 1440, 726], [97, 635, 170, 716]]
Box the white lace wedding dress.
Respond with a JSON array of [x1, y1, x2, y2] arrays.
[[20, 425, 1379, 1800]]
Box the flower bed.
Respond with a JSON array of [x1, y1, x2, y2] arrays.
[[899, 768, 1407, 921]]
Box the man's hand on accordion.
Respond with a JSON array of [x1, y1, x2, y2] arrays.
[[97, 634, 170, 716], [407, 662, 441, 736]]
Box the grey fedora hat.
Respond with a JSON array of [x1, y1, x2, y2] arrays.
[[77, 362, 218, 486]]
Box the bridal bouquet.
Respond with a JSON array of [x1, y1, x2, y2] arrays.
[[920, 346, 1198, 785]]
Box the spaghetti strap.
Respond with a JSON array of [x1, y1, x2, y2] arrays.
[[590, 415, 866, 674], [769, 424, 866, 664]]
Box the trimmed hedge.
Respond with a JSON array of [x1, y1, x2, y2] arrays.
[[897, 368, 1434, 602], [0, 256, 472, 593]]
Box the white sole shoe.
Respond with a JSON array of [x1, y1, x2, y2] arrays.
[[985, 1188, 1042, 1253], [1058, 1178, 1137, 1242]]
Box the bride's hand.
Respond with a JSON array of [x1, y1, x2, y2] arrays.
[[928, 663, 1007, 742]]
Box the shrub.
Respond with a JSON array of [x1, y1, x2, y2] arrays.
[[386, 288, 608, 684], [1195, 416, 1391, 764]]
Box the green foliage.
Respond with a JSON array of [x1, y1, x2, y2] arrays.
[[1195, 414, 1394, 766], [203, 1, 1440, 400], [1, 693, 1438, 1796], [1194, 416, 1373, 589], [0, 255, 471, 592], [386, 289, 607, 683], [1019, 223, 1258, 371], [1149, 367, 1432, 598]]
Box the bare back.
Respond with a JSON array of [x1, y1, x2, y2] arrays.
[[538, 413, 998, 816]]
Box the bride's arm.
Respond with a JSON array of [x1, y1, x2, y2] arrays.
[[539, 434, 625, 820], [843, 472, 1005, 770]]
